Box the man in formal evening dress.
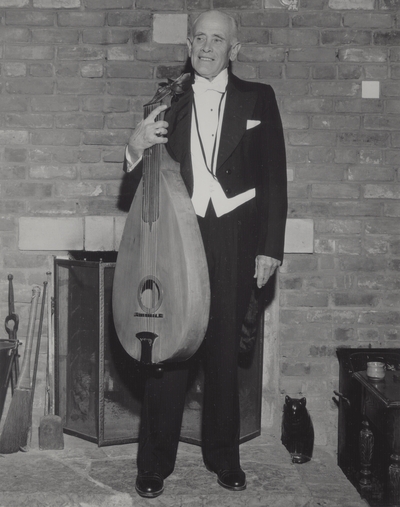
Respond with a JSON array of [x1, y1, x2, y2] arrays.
[[124, 9, 287, 498]]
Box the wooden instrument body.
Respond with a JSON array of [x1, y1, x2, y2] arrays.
[[112, 143, 210, 365]]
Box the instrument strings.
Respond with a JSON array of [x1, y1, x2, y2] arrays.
[[141, 103, 162, 334]]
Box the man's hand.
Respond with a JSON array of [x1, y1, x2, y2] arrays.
[[127, 104, 169, 161], [254, 255, 281, 288]]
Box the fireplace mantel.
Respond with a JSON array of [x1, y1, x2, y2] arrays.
[[18, 216, 314, 253]]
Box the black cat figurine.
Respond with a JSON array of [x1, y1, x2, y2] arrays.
[[281, 395, 314, 464]]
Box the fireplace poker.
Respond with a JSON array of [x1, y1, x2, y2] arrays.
[[24, 280, 47, 450]]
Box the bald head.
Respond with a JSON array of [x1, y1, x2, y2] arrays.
[[191, 10, 239, 44]]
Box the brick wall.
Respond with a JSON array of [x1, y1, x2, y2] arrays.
[[0, 0, 399, 449]]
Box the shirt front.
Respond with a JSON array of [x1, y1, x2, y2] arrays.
[[191, 70, 255, 218]]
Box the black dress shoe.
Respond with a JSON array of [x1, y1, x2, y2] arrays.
[[216, 469, 247, 491], [135, 471, 164, 498]]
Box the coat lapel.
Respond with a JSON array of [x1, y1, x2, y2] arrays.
[[165, 88, 194, 192], [166, 89, 193, 163], [216, 76, 258, 170], [166, 73, 258, 192]]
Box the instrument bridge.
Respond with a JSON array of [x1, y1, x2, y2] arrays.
[[134, 312, 164, 318]]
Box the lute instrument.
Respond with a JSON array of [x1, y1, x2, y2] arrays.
[[112, 74, 210, 365]]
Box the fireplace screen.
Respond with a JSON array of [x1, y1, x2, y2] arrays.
[[55, 258, 144, 446], [54, 257, 263, 446]]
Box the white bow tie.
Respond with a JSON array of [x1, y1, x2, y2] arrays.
[[192, 79, 227, 95]]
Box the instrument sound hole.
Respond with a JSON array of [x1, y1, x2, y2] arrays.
[[137, 276, 163, 313]]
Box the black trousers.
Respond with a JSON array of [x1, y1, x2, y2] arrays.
[[137, 199, 259, 478]]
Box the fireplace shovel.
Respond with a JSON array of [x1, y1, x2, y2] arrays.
[[39, 273, 64, 450]]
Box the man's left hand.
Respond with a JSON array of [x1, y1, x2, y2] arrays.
[[254, 255, 281, 288]]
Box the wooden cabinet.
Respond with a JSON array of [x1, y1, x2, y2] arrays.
[[336, 348, 400, 506]]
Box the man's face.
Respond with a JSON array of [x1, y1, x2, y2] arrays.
[[187, 12, 241, 81]]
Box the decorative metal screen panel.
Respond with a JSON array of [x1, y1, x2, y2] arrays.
[[180, 324, 264, 445], [55, 258, 144, 446]]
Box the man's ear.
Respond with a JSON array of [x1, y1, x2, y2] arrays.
[[187, 38, 193, 57], [229, 42, 241, 62]]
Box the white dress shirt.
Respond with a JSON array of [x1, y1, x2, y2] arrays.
[[190, 69, 255, 217], [125, 69, 255, 218]]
